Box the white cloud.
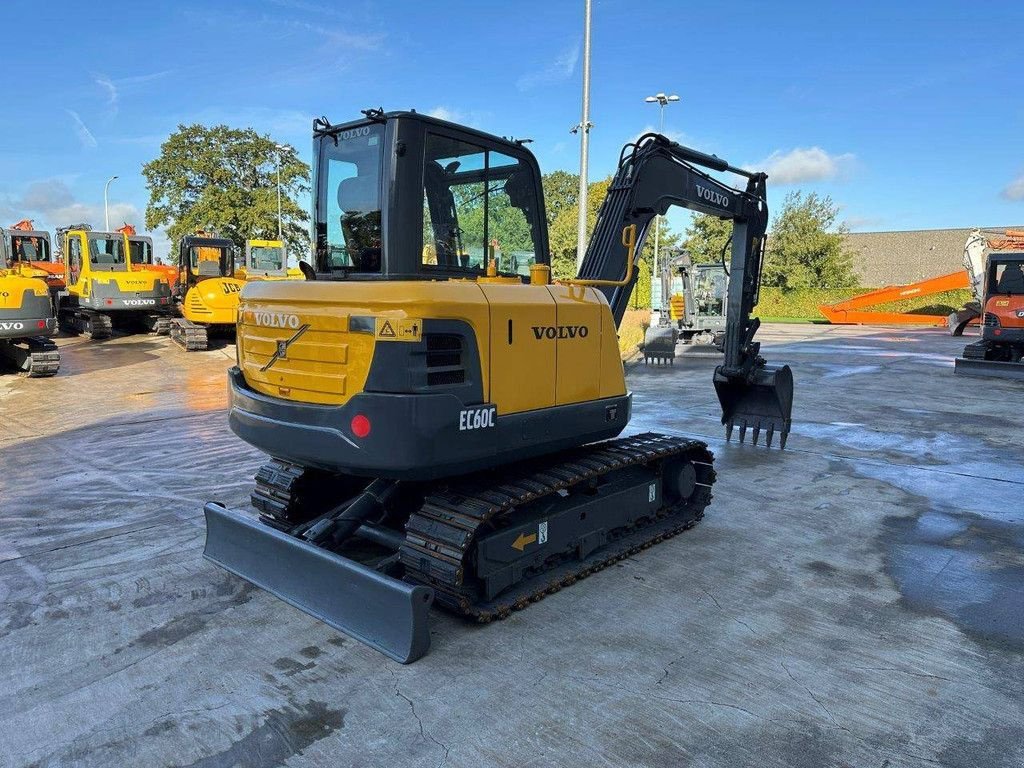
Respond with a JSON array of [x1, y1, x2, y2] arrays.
[[281, 19, 383, 51], [425, 107, 488, 129], [1002, 173, 1024, 201], [752, 147, 854, 185], [65, 110, 98, 149], [94, 74, 118, 111], [517, 41, 580, 91]]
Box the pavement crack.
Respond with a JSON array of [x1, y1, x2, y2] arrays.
[[848, 665, 953, 683], [388, 668, 449, 767], [655, 655, 684, 686], [734, 619, 757, 635], [699, 588, 721, 610], [781, 661, 848, 732]]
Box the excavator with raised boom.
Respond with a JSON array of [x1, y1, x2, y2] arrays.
[[168, 234, 245, 350], [203, 111, 794, 663], [56, 225, 172, 339]]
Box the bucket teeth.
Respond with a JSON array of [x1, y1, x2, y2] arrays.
[[724, 417, 790, 449]]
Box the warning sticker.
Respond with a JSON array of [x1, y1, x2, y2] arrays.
[[375, 317, 422, 342]]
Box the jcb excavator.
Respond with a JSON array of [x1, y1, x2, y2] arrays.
[[169, 234, 245, 350], [0, 263, 60, 376], [203, 111, 793, 662], [56, 225, 173, 339]]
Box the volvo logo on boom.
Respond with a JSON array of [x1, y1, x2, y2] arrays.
[[253, 312, 302, 329], [531, 325, 589, 340], [695, 183, 730, 209]]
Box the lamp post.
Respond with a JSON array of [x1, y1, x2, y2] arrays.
[[274, 144, 290, 242], [103, 175, 119, 231], [643, 93, 679, 294], [574, 0, 593, 270]]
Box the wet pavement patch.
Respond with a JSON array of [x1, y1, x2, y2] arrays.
[[180, 700, 345, 768], [884, 508, 1024, 652]]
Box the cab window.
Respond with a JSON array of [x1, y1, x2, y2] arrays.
[[422, 132, 542, 278], [89, 236, 127, 270]]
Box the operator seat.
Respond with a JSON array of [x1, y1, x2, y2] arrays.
[[996, 263, 1024, 294], [337, 176, 381, 271]]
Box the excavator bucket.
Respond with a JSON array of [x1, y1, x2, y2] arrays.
[[713, 363, 793, 448], [203, 503, 434, 663], [642, 325, 678, 364]]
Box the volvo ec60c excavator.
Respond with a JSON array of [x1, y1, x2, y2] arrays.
[[204, 111, 793, 662]]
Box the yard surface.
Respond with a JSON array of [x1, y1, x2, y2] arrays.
[[1, 325, 1022, 767]]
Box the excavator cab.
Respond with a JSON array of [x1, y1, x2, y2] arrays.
[[240, 239, 292, 280], [3, 224, 64, 289]]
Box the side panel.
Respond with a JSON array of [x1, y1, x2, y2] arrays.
[[599, 300, 628, 399], [548, 285, 603, 405], [480, 284, 556, 415]]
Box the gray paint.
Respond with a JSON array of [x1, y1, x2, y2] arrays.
[[0, 325, 1022, 767]]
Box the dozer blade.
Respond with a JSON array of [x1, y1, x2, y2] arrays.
[[203, 502, 434, 664], [954, 357, 1024, 381], [713, 363, 794, 448]]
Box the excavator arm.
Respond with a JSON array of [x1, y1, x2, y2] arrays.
[[578, 134, 793, 447]]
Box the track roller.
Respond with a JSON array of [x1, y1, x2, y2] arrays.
[[170, 318, 209, 351]]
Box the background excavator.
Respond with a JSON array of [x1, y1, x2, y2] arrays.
[[56, 225, 172, 339], [644, 250, 728, 363], [168, 233, 245, 350], [237, 239, 301, 281], [117, 223, 178, 285], [203, 111, 793, 663], [2, 220, 65, 290], [954, 230, 1024, 379], [0, 259, 60, 377]]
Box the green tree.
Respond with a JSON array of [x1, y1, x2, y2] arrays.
[[762, 191, 857, 289], [142, 124, 311, 261], [541, 170, 579, 226], [546, 175, 680, 309], [684, 213, 733, 265]]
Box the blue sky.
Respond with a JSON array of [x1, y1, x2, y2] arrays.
[[2, 0, 1023, 258]]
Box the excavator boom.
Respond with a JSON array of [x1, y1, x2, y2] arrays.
[[578, 134, 793, 446]]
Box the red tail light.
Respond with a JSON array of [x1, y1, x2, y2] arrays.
[[351, 414, 371, 438]]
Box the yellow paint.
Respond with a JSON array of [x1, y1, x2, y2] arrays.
[[511, 532, 537, 551], [62, 229, 170, 303], [375, 316, 422, 342], [235, 277, 628, 413]]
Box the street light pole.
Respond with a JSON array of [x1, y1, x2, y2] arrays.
[[275, 145, 288, 242], [103, 175, 119, 231], [643, 93, 679, 302], [574, 0, 593, 270]]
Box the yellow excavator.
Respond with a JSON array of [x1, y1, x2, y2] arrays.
[[237, 239, 301, 281], [0, 257, 59, 377], [2, 221, 66, 290], [169, 234, 245, 350], [204, 110, 793, 662], [56, 225, 172, 339]]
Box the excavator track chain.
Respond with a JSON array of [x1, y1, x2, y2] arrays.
[[25, 337, 60, 377], [170, 318, 208, 351], [147, 315, 173, 335], [58, 309, 113, 340], [253, 433, 716, 624], [0, 336, 60, 377], [400, 432, 714, 620]]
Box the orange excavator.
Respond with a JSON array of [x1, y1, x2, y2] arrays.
[[3, 220, 65, 289], [116, 223, 178, 284], [818, 270, 972, 326]]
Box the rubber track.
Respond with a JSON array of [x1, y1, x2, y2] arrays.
[[251, 433, 716, 624], [170, 318, 208, 351], [400, 432, 714, 620], [149, 315, 173, 335], [25, 337, 60, 377]]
